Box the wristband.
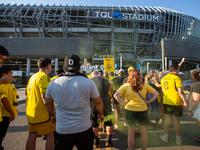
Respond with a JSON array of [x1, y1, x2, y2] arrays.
[[188, 110, 192, 113]]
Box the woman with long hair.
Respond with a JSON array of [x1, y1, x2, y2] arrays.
[[188, 70, 200, 143], [114, 70, 159, 150]]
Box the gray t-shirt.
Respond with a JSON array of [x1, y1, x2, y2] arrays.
[[46, 76, 100, 134], [192, 82, 200, 94]]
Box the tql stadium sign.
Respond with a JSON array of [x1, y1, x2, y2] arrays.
[[92, 11, 163, 22]]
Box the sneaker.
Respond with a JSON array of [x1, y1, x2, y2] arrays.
[[103, 127, 106, 133], [160, 135, 168, 143], [124, 122, 127, 127], [176, 139, 182, 145], [94, 137, 100, 148], [42, 135, 47, 140], [105, 141, 113, 147], [114, 124, 118, 129]]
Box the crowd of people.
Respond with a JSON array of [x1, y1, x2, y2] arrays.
[[0, 46, 199, 150]]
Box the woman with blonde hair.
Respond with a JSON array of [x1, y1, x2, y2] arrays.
[[114, 70, 159, 150]]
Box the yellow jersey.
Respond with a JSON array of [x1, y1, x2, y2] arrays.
[[87, 74, 91, 79], [51, 75, 59, 81], [108, 76, 117, 82], [108, 76, 117, 97], [117, 83, 155, 111], [26, 71, 51, 124], [161, 73, 183, 106], [0, 84, 18, 118]]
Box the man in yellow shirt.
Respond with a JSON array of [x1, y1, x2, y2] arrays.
[[26, 57, 55, 150], [0, 45, 16, 85], [160, 64, 187, 145]]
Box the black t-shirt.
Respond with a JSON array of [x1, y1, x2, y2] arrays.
[[111, 76, 126, 103], [92, 77, 111, 108], [123, 76, 128, 84], [111, 76, 125, 92]]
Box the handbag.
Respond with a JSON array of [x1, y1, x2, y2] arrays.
[[137, 91, 147, 105], [131, 84, 147, 105]]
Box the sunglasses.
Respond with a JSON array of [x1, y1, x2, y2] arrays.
[[0, 56, 6, 61]]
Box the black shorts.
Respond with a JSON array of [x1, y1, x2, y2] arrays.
[[114, 95, 125, 105], [91, 111, 113, 128], [54, 127, 94, 150], [163, 104, 183, 116], [126, 110, 149, 127], [104, 120, 113, 126], [114, 98, 120, 105]]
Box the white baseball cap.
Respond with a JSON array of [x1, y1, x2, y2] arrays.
[[118, 69, 124, 73]]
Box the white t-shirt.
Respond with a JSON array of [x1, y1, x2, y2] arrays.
[[46, 75, 100, 134]]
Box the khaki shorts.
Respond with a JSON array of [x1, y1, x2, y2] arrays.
[[29, 120, 56, 135]]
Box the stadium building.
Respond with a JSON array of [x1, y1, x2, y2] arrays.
[[0, 3, 200, 77]]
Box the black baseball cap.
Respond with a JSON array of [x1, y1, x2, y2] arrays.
[[63, 54, 80, 71]]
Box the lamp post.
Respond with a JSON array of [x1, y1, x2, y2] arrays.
[[147, 62, 150, 73], [120, 53, 122, 69]]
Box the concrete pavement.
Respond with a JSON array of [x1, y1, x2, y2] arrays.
[[16, 88, 26, 104], [3, 88, 200, 150]]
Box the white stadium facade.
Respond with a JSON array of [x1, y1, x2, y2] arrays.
[[0, 3, 200, 78]]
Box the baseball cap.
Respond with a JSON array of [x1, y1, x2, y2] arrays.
[[128, 66, 135, 72], [109, 72, 114, 76], [118, 69, 124, 73], [63, 54, 80, 71]]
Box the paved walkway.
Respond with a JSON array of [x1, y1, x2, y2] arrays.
[[13, 88, 200, 150], [16, 88, 26, 104]]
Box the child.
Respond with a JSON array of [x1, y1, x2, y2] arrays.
[[0, 66, 18, 150]]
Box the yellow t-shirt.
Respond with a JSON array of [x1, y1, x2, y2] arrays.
[[108, 76, 117, 97], [108, 76, 117, 82], [26, 71, 51, 124], [87, 74, 91, 79], [117, 83, 155, 111], [161, 73, 183, 106], [0, 84, 18, 117], [51, 75, 59, 81]]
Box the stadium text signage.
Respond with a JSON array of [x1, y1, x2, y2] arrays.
[[81, 65, 104, 74], [93, 11, 161, 22]]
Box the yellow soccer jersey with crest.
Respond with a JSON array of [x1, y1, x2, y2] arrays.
[[0, 84, 18, 117], [26, 71, 51, 124], [161, 73, 183, 106]]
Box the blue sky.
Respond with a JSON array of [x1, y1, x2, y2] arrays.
[[2, 0, 200, 19]]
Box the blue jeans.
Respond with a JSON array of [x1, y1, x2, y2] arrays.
[[146, 94, 160, 123]]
